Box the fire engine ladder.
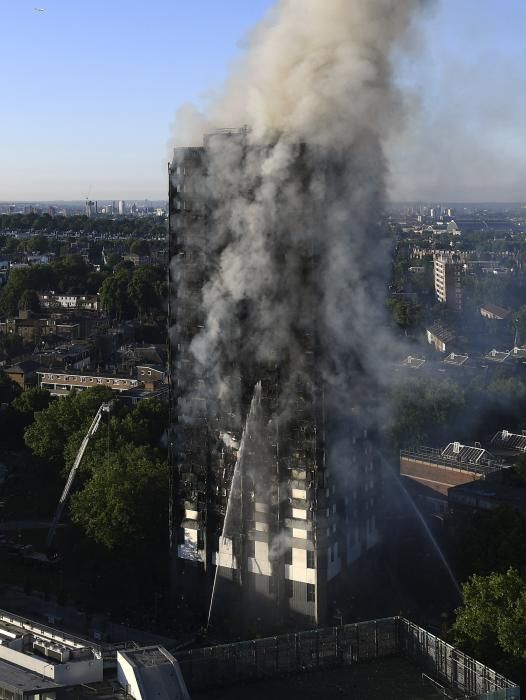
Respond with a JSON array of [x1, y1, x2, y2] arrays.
[[46, 402, 112, 550]]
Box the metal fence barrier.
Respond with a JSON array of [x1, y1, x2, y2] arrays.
[[175, 616, 520, 699]]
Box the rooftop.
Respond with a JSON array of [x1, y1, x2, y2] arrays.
[[427, 324, 456, 343], [444, 352, 468, 366], [0, 658, 61, 694], [0, 608, 99, 653], [193, 657, 444, 700], [400, 355, 426, 369], [442, 442, 491, 464], [123, 646, 171, 668], [486, 349, 510, 363], [176, 617, 518, 700], [480, 303, 510, 318], [400, 443, 506, 475], [491, 429, 526, 453]]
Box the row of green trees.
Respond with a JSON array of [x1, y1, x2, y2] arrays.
[[0, 213, 166, 238], [0, 233, 157, 258]]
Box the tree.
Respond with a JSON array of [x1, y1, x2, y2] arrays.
[[24, 386, 113, 467], [515, 453, 526, 485], [0, 369, 20, 404], [27, 234, 49, 254], [388, 298, 421, 331], [128, 267, 159, 319], [513, 306, 526, 344], [106, 252, 124, 268], [99, 268, 135, 319], [119, 398, 168, 448], [452, 568, 526, 665], [0, 266, 53, 315], [70, 446, 167, 549], [12, 387, 51, 414], [390, 377, 465, 448], [129, 239, 150, 257], [448, 506, 526, 579], [18, 289, 40, 312]]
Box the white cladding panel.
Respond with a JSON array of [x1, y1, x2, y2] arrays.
[[292, 508, 307, 520], [292, 528, 308, 540]]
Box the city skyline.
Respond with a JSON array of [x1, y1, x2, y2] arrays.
[[1, 0, 526, 201]]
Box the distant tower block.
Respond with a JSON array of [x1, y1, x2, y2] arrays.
[[118, 200, 126, 215], [433, 253, 464, 313]]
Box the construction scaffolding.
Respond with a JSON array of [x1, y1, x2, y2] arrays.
[[175, 617, 519, 699]]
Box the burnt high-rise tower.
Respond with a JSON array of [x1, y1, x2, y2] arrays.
[[168, 129, 384, 633]]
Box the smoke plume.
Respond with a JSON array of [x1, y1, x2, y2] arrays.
[[171, 0, 427, 439]]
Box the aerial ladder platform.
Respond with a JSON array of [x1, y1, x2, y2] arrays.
[[45, 402, 112, 551]]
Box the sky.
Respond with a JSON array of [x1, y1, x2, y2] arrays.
[[1, 0, 525, 202]]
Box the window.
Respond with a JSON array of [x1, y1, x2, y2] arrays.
[[306, 584, 315, 602], [285, 548, 292, 565], [306, 550, 315, 569], [246, 539, 255, 558]]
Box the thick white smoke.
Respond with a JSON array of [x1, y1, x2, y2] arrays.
[[171, 0, 428, 435]]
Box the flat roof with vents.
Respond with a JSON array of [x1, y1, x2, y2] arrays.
[[444, 352, 468, 366], [486, 349, 510, 363], [0, 658, 61, 695], [400, 356, 426, 369], [442, 442, 494, 465], [491, 430, 526, 453]]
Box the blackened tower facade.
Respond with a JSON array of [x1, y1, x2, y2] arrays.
[[168, 130, 382, 633]]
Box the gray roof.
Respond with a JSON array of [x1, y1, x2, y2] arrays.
[[400, 356, 425, 369], [441, 442, 495, 466], [485, 349, 510, 363], [491, 430, 526, 453], [0, 658, 61, 694], [427, 324, 456, 343], [444, 353, 468, 366]]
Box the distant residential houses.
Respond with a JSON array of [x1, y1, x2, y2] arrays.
[[38, 291, 99, 311], [0, 310, 81, 342], [426, 323, 456, 353], [480, 303, 510, 321]]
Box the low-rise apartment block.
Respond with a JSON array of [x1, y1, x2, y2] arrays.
[[0, 609, 189, 700], [39, 292, 99, 311], [38, 370, 140, 395], [400, 442, 509, 516]]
